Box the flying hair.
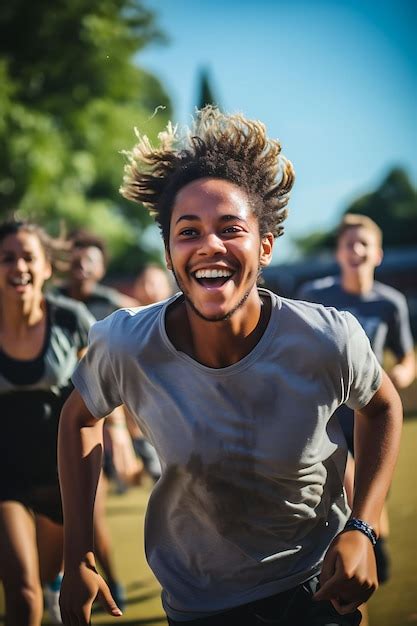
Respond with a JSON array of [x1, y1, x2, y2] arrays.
[[120, 106, 295, 244]]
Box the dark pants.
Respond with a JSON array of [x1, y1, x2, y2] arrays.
[[167, 577, 361, 626]]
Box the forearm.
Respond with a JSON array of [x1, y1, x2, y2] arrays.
[[58, 389, 104, 569], [351, 370, 403, 533]]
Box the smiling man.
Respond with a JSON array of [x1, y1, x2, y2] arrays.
[[298, 214, 415, 589], [58, 108, 403, 626]]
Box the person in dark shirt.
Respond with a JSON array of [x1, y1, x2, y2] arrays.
[[0, 220, 94, 626], [56, 230, 137, 318]]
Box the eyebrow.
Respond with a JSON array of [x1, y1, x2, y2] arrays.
[[175, 214, 245, 225]]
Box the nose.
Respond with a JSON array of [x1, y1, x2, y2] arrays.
[[16, 257, 29, 272], [197, 233, 227, 256], [351, 241, 366, 256]]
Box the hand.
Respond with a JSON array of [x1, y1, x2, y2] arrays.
[[59, 562, 122, 625], [390, 363, 411, 389], [314, 530, 378, 614]]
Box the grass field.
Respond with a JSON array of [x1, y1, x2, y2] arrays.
[[1, 417, 416, 625]]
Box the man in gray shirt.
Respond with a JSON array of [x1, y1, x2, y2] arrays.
[[58, 108, 403, 626], [298, 213, 415, 586]]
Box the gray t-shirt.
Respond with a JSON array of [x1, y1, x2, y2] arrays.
[[298, 277, 414, 363], [72, 289, 381, 620]]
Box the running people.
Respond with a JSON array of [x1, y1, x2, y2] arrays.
[[0, 220, 94, 626], [58, 107, 403, 626], [298, 213, 415, 585]]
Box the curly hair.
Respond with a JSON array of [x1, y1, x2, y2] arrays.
[[120, 106, 295, 245]]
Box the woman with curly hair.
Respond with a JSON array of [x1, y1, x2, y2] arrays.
[[58, 108, 402, 625]]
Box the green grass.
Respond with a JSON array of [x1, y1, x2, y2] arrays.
[[1, 418, 416, 625]]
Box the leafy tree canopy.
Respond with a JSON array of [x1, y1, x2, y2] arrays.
[[295, 167, 417, 255], [0, 0, 172, 272]]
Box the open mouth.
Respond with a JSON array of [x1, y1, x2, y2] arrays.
[[9, 276, 31, 287], [192, 268, 234, 288]]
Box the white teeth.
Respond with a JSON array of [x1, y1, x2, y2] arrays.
[[10, 276, 31, 286], [195, 269, 232, 279]]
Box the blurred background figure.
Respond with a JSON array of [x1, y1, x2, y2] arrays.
[[126, 264, 174, 483], [53, 229, 141, 612], [0, 219, 94, 625], [57, 230, 137, 317], [298, 213, 416, 625], [133, 263, 173, 306]]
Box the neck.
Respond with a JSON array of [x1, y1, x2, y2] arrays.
[[178, 290, 270, 368], [341, 271, 374, 295], [0, 292, 45, 333], [67, 280, 95, 301]]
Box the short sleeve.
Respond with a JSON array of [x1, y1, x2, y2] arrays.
[[343, 311, 382, 410], [72, 315, 122, 418], [386, 292, 414, 358]]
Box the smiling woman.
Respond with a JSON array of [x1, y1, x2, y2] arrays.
[[0, 219, 94, 626], [58, 107, 403, 626]]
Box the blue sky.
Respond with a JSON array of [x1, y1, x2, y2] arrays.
[[138, 0, 417, 262]]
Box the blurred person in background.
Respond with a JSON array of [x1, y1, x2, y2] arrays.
[[58, 108, 403, 626], [128, 263, 175, 481], [298, 214, 415, 598], [57, 230, 137, 317], [0, 219, 94, 626], [54, 229, 141, 611], [133, 263, 173, 306]]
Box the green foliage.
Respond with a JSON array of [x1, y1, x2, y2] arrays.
[[295, 167, 417, 254], [0, 1, 172, 273]]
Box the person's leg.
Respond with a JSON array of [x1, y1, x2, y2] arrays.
[[36, 514, 63, 583], [94, 469, 125, 609], [36, 514, 64, 624], [0, 500, 43, 626]]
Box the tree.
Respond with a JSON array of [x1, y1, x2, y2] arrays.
[[196, 67, 220, 110], [295, 167, 417, 255], [0, 1, 172, 272]]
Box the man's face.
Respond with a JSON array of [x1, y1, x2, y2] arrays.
[[70, 245, 105, 285], [166, 177, 273, 322], [336, 226, 383, 278]]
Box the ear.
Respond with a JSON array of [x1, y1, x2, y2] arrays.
[[375, 247, 383, 268], [44, 261, 53, 282], [165, 246, 172, 271], [259, 233, 274, 267]]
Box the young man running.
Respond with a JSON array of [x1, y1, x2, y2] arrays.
[[298, 214, 415, 585], [58, 108, 403, 626]]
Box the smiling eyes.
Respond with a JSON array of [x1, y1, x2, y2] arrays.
[[0, 252, 37, 264], [178, 225, 244, 238]]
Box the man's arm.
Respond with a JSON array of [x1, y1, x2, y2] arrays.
[[315, 370, 402, 613], [58, 389, 123, 625]]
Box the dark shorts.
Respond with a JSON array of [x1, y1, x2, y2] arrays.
[[167, 577, 362, 626], [0, 482, 63, 524]]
